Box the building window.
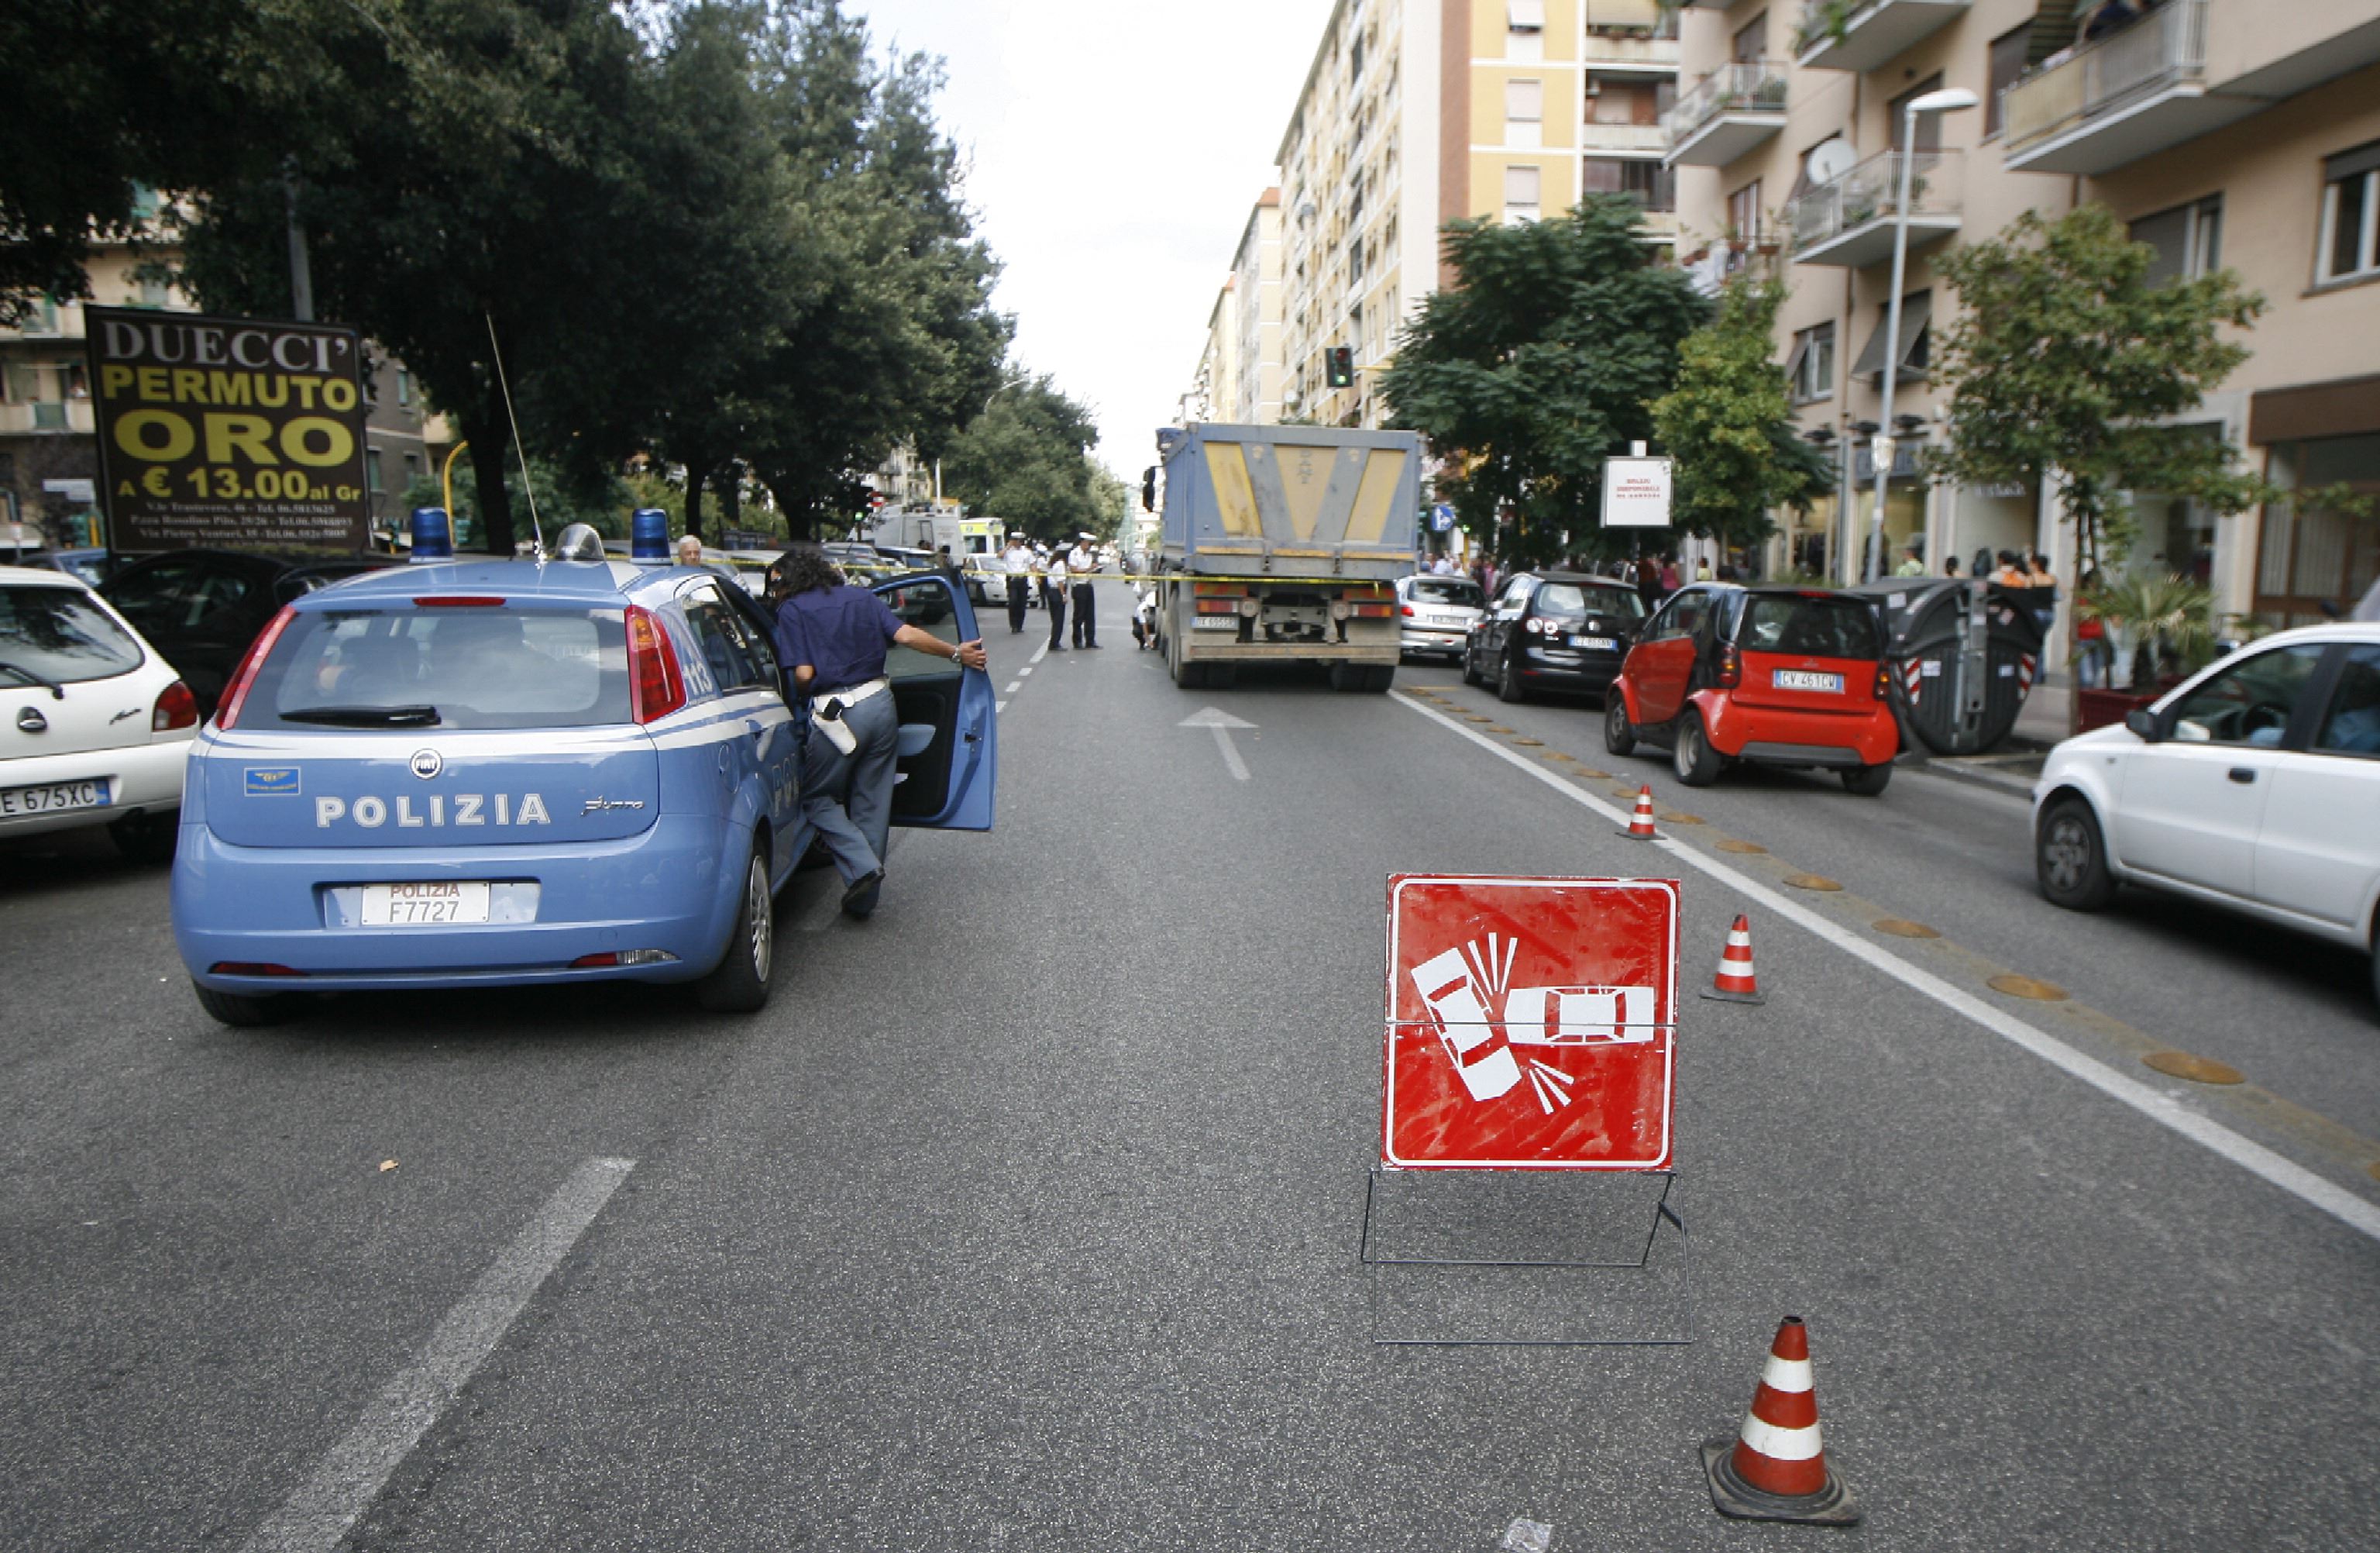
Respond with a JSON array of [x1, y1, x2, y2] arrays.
[[2318, 141, 2380, 285], [1986, 22, 2033, 138], [1785, 322, 1836, 403], [1508, 0, 1546, 29], [1850, 291, 1933, 384], [1506, 78, 1543, 148], [2130, 196, 2223, 287], [1727, 177, 1763, 244], [1890, 74, 1946, 154], [397, 367, 412, 407], [366, 448, 384, 498], [1589, 76, 1669, 128], [1584, 158, 1674, 212], [137, 275, 168, 308], [1504, 165, 1542, 224], [1732, 10, 1769, 63]]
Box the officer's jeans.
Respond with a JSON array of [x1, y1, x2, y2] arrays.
[[1071, 580, 1096, 646], [800, 690, 900, 883], [1006, 577, 1029, 633], [1045, 584, 1067, 648]]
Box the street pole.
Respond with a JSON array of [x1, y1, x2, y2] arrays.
[[283, 160, 314, 323], [1869, 89, 1976, 585]]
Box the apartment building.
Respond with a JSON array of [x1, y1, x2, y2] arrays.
[[1189, 275, 1240, 425], [1233, 190, 1287, 423], [0, 203, 434, 548], [1247, 0, 1680, 429], [1666, 0, 2380, 633]]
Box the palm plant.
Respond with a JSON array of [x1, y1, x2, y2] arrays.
[[2079, 573, 2217, 688]]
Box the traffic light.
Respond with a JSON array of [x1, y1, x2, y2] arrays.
[[1326, 346, 1355, 388], [1140, 467, 1157, 511]]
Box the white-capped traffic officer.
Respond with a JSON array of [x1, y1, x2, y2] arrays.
[[1001, 533, 1033, 635], [772, 545, 986, 918], [1066, 533, 1100, 649], [1044, 543, 1069, 652]]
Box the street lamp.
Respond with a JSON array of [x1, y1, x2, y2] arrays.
[[1865, 86, 1977, 584]]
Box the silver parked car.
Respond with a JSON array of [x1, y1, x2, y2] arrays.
[[1397, 573, 1486, 663]]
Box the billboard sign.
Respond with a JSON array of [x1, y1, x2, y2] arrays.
[[1384, 874, 1679, 1169], [85, 307, 370, 553], [1600, 456, 1673, 529]]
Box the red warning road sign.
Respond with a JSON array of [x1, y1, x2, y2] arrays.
[[1384, 874, 1679, 1170]]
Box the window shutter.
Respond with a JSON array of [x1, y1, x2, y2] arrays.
[[1508, 0, 1547, 31], [2325, 139, 2380, 184]]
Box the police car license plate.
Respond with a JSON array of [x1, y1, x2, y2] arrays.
[[1774, 670, 1844, 693], [1571, 634, 1616, 650], [362, 881, 491, 925], [0, 778, 108, 816]]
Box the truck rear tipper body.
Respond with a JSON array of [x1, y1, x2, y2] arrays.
[[1151, 424, 1422, 690]]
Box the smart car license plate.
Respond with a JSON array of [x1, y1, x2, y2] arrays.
[[362, 881, 491, 925], [1571, 634, 1617, 650], [0, 778, 108, 816], [1774, 670, 1844, 693]]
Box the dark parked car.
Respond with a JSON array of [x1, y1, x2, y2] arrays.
[[102, 549, 401, 716], [1605, 584, 1901, 795], [1463, 570, 1647, 703]]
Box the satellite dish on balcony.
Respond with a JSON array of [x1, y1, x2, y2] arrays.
[[1805, 139, 1858, 185]]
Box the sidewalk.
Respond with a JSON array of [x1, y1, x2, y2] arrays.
[[1904, 672, 2074, 798]]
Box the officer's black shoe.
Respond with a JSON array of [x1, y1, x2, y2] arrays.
[[841, 869, 883, 919]]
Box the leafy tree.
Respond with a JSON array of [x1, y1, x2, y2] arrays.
[[1931, 203, 2268, 587], [938, 376, 1105, 539], [1380, 197, 1709, 567], [1649, 277, 1830, 553]]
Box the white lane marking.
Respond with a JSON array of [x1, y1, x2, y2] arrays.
[[1029, 639, 1050, 666], [996, 701, 1009, 715], [1003, 681, 1022, 694], [1016, 666, 1033, 678], [1180, 708, 1257, 782], [1394, 696, 2380, 1245], [1210, 727, 1250, 781], [241, 1156, 635, 1553]]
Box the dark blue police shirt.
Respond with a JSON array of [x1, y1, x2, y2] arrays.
[[774, 586, 905, 694]]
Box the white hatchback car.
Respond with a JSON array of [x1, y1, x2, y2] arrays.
[[1, 564, 199, 859], [2032, 624, 2380, 1002], [1397, 573, 1487, 663]]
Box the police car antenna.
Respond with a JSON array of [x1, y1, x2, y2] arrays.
[[483, 314, 545, 557]]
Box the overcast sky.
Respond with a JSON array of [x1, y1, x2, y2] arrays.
[[849, 0, 1337, 479]]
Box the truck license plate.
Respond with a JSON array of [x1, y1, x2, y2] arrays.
[[1191, 616, 1238, 631], [1773, 670, 1844, 693], [0, 778, 108, 816], [361, 881, 491, 926]]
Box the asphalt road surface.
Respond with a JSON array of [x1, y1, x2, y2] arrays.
[[5, 578, 2376, 1551]]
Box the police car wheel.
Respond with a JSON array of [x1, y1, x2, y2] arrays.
[[697, 848, 776, 1013], [194, 981, 286, 1028]]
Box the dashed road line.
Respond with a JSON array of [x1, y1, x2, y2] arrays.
[[240, 1156, 635, 1553], [1395, 690, 2380, 1245]]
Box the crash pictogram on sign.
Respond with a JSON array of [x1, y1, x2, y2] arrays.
[[1384, 875, 1678, 1170]]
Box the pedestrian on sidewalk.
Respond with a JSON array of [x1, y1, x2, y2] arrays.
[[2026, 551, 2060, 639], [1895, 544, 1928, 577], [1001, 533, 1034, 635], [1067, 533, 1101, 648], [1044, 545, 1070, 651]]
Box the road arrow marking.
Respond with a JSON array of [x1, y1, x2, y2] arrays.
[[1178, 706, 1256, 781]]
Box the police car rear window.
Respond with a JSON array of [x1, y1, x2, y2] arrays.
[[1, 584, 144, 685], [241, 608, 630, 731], [1739, 595, 1881, 660]]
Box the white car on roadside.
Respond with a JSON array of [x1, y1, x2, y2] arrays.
[[2031, 623, 2380, 1004], [2, 565, 199, 860], [1397, 573, 1486, 663]]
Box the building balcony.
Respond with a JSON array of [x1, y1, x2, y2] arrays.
[[1793, 1, 1971, 73], [0, 400, 95, 436], [1783, 149, 1962, 267], [1580, 122, 1670, 156], [1580, 31, 1680, 74], [2001, 0, 2230, 174], [1662, 62, 1788, 168]]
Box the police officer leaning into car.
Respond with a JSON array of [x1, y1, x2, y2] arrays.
[[772, 544, 987, 918]]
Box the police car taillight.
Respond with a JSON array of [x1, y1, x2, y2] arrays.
[[215, 605, 298, 731], [152, 680, 198, 732], [624, 604, 686, 723]]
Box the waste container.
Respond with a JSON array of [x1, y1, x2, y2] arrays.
[[1849, 578, 2046, 756]]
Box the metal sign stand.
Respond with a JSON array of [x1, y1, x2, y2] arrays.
[[1358, 1166, 1693, 1348]]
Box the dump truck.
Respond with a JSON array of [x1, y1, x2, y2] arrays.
[[1149, 423, 1422, 690]]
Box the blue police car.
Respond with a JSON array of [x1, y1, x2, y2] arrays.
[[170, 516, 994, 1024]]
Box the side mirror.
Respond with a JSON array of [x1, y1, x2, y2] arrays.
[[2124, 707, 2163, 742]]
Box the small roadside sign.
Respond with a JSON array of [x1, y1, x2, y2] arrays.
[[1384, 874, 1678, 1169], [1431, 502, 1457, 533], [1600, 456, 1673, 529]]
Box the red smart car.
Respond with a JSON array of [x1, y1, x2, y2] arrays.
[[1604, 584, 1900, 795]]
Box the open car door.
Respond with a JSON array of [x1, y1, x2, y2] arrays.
[[872, 573, 996, 829]]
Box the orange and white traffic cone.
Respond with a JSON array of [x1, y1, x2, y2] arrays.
[[1701, 1316, 1860, 1525], [1618, 785, 1660, 840], [1699, 914, 1766, 1004]]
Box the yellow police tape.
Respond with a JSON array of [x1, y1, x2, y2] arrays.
[[827, 563, 1398, 588]]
